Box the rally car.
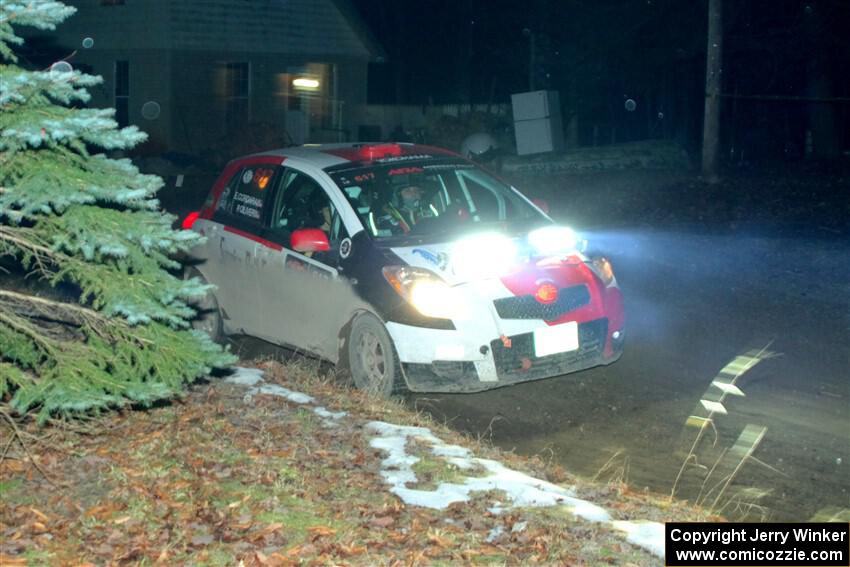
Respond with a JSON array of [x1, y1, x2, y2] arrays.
[[183, 142, 624, 395]]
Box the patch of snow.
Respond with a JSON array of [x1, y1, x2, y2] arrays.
[[370, 433, 419, 487], [365, 421, 609, 522], [313, 406, 347, 420], [485, 525, 504, 543], [221, 370, 665, 559], [392, 482, 475, 509], [225, 367, 265, 386], [252, 383, 315, 404], [226, 368, 341, 427], [432, 444, 472, 459], [611, 521, 665, 558], [368, 422, 441, 444], [366, 419, 664, 558], [313, 406, 348, 427]]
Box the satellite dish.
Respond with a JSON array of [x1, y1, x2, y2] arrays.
[[49, 61, 73, 74], [461, 132, 500, 160]]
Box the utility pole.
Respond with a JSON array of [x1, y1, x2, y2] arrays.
[[524, 28, 536, 91], [701, 0, 722, 182]]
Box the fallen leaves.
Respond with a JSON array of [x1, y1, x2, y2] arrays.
[[0, 360, 685, 565], [0, 554, 28, 566], [369, 515, 395, 528], [307, 525, 336, 539]]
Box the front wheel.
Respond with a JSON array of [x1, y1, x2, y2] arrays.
[[348, 313, 405, 397]]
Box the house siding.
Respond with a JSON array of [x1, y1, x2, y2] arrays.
[[168, 51, 368, 150], [59, 48, 174, 151], [29, 0, 379, 153]]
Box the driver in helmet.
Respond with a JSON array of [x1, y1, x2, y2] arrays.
[[382, 183, 437, 233]]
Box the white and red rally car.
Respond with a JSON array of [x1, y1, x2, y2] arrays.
[[183, 143, 624, 395]]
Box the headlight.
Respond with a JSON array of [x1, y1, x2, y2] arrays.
[[528, 225, 579, 256], [590, 256, 616, 287], [450, 232, 517, 280], [382, 266, 468, 320]]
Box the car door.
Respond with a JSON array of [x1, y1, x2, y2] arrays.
[[254, 166, 356, 360], [213, 164, 278, 335]]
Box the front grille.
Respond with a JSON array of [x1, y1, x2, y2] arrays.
[[489, 318, 608, 382], [493, 284, 590, 321]]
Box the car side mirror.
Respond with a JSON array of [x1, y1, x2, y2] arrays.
[[532, 198, 550, 214], [291, 228, 330, 253]]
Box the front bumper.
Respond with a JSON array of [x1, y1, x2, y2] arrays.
[[386, 317, 623, 393]]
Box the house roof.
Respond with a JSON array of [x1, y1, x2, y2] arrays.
[[329, 0, 386, 61], [41, 0, 383, 60]]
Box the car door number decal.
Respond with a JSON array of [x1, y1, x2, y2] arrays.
[[339, 237, 352, 259]]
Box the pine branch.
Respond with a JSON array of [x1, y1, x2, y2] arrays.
[[0, 225, 57, 279], [1, 1, 234, 421], [0, 288, 119, 329], [0, 310, 55, 355]]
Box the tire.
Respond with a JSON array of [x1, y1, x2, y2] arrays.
[[348, 313, 405, 397], [184, 268, 224, 343]]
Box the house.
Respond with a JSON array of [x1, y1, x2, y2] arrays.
[[37, 0, 383, 153]]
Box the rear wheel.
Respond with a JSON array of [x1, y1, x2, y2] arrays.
[[184, 268, 223, 343], [348, 313, 404, 397]]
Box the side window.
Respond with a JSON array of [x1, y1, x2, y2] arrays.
[[271, 171, 329, 232], [270, 170, 349, 250], [231, 166, 275, 223], [327, 202, 348, 244]]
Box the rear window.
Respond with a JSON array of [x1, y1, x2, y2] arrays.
[[327, 159, 545, 241], [213, 166, 276, 225], [231, 167, 274, 222]]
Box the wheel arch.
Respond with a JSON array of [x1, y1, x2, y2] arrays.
[[182, 265, 225, 342]]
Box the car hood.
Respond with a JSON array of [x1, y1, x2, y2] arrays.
[[389, 242, 460, 283]]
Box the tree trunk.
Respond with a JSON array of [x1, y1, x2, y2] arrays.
[[701, 0, 722, 182]]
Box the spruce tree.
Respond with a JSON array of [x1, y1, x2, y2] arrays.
[[0, 1, 234, 422]]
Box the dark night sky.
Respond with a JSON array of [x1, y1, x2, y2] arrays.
[[350, 0, 849, 102], [350, 0, 849, 154]]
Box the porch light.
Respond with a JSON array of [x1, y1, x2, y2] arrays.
[[292, 77, 320, 90]]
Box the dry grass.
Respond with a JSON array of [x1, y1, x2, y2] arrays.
[[0, 357, 711, 565]]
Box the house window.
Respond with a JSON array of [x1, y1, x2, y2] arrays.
[[225, 62, 250, 132], [115, 60, 129, 128]]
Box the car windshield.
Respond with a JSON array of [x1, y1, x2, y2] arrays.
[[327, 159, 547, 241]]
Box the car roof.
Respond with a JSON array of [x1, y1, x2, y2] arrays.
[[247, 142, 461, 171]]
